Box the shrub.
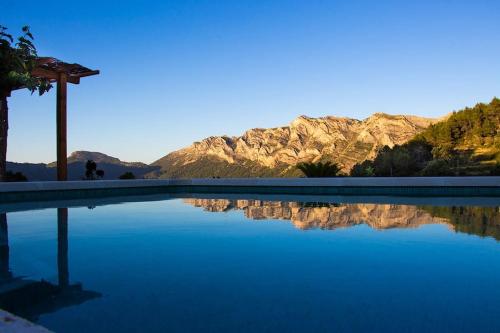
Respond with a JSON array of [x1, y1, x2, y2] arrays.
[[350, 161, 375, 177], [296, 161, 342, 177], [83, 160, 105, 180], [420, 159, 454, 176], [4, 170, 27, 182], [119, 172, 136, 179], [490, 163, 500, 176]]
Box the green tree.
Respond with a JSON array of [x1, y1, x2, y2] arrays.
[[119, 171, 136, 179], [373, 146, 395, 176], [0, 26, 51, 181], [297, 161, 342, 177], [391, 147, 413, 176], [367, 141, 433, 176], [351, 98, 499, 177], [420, 159, 454, 176], [490, 163, 500, 176], [350, 160, 375, 177], [4, 170, 27, 182], [84, 160, 105, 180]]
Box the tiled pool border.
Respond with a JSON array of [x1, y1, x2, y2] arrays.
[[0, 177, 500, 203]]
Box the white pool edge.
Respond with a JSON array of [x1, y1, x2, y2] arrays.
[[0, 309, 53, 333], [0, 176, 499, 193]]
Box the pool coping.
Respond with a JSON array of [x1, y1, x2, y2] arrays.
[[0, 177, 500, 203], [1, 177, 500, 192], [0, 309, 53, 333]]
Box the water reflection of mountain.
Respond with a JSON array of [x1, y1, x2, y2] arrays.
[[184, 199, 500, 240], [420, 206, 500, 241]]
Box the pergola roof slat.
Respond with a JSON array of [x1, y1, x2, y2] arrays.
[[33, 57, 99, 82], [12, 57, 98, 91]]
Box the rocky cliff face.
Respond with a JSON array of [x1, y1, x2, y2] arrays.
[[153, 113, 437, 178], [184, 199, 448, 230]]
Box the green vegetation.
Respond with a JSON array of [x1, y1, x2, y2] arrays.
[[490, 163, 500, 176], [119, 171, 136, 179], [420, 159, 454, 176], [350, 140, 433, 176], [84, 160, 104, 180], [417, 98, 500, 152], [0, 26, 51, 181], [4, 170, 27, 182], [155, 156, 283, 178], [422, 206, 500, 241], [351, 98, 500, 176], [297, 161, 342, 177]]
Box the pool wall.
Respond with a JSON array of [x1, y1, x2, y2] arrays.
[[1, 177, 500, 203]]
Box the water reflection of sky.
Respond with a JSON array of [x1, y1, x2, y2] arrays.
[[2, 198, 500, 333]]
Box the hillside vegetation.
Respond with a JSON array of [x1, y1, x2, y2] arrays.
[[351, 98, 500, 176]]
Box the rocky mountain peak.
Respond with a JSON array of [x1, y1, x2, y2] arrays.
[[152, 112, 438, 178]]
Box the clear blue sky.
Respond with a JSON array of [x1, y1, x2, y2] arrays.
[[3, 0, 500, 163]]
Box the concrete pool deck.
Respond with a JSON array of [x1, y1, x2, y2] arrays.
[[0, 177, 500, 204], [0, 309, 52, 333]]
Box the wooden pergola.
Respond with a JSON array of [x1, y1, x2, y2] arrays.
[[30, 57, 99, 180]]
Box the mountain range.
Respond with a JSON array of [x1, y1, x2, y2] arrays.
[[7, 112, 438, 180], [185, 199, 500, 240], [151, 113, 437, 178], [184, 199, 447, 230]]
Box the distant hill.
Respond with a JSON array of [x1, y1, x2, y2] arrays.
[[151, 113, 437, 178], [7, 151, 159, 181]]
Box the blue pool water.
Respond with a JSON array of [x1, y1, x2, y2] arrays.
[[1, 196, 499, 332]]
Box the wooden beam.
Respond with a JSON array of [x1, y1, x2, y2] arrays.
[[31, 68, 80, 84], [69, 76, 80, 84], [74, 70, 100, 78], [56, 72, 68, 181], [31, 68, 58, 80]]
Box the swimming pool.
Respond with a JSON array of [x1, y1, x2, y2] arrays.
[[1, 194, 499, 332]]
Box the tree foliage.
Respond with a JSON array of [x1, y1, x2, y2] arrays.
[[4, 170, 27, 182], [416, 97, 500, 151], [297, 161, 342, 177], [420, 159, 454, 176], [490, 163, 500, 176], [119, 171, 136, 179], [350, 161, 375, 177], [350, 139, 435, 176], [0, 25, 51, 94], [422, 206, 500, 240], [1, 25, 51, 181], [350, 98, 500, 177], [84, 160, 105, 180]]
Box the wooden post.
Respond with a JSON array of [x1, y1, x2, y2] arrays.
[[0, 213, 10, 281], [57, 73, 68, 181], [57, 208, 69, 288], [0, 92, 9, 182]]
